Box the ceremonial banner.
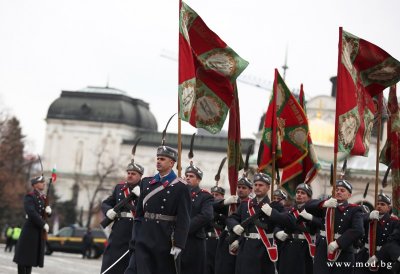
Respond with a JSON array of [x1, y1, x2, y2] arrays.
[[179, 1, 248, 134], [335, 27, 400, 156], [281, 84, 320, 196], [227, 86, 244, 195], [179, 1, 248, 193], [380, 85, 400, 216], [259, 70, 309, 173]]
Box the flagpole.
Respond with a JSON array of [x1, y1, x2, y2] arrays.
[[177, 0, 182, 177], [331, 26, 343, 245], [371, 93, 383, 257], [270, 69, 278, 198]]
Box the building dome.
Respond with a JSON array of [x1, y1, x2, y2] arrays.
[[46, 86, 158, 131], [308, 117, 334, 146]]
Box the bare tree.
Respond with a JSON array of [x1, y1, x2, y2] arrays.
[[82, 145, 118, 228]]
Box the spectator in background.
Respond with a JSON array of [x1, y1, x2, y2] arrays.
[[82, 228, 94, 259], [5, 225, 14, 252]]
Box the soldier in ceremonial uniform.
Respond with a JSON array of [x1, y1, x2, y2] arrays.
[[124, 145, 191, 274], [100, 161, 143, 274], [226, 173, 285, 274], [356, 193, 399, 274], [181, 164, 214, 274], [305, 179, 364, 274], [272, 188, 288, 205], [372, 221, 400, 273], [13, 176, 52, 274], [205, 186, 238, 274], [274, 183, 322, 274], [215, 177, 252, 274]]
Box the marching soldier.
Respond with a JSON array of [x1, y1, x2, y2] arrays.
[[275, 183, 322, 274], [100, 160, 143, 273], [181, 164, 214, 274], [205, 186, 238, 274], [226, 173, 285, 274], [13, 175, 52, 274], [356, 193, 399, 274], [214, 177, 252, 274], [124, 145, 191, 274], [305, 179, 364, 274], [272, 188, 288, 205], [372, 221, 400, 273]]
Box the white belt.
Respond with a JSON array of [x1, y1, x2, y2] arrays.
[[207, 232, 218, 238], [119, 212, 134, 218], [364, 243, 381, 251], [291, 234, 307, 240], [244, 232, 274, 240], [319, 230, 341, 239]]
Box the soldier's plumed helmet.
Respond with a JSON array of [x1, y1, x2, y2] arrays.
[[237, 176, 253, 189], [185, 165, 203, 179], [253, 173, 271, 185], [378, 193, 391, 205], [157, 146, 178, 161], [211, 186, 225, 195], [296, 183, 313, 197], [31, 175, 45, 185], [273, 189, 288, 200], [126, 161, 144, 175], [336, 179, 352, 193]]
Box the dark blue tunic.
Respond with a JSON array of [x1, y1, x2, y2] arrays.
[[181, 186, 214, 274], [101, 182, 139, 274], [125, 171, 191, 274], [13, 190, 47, 268]]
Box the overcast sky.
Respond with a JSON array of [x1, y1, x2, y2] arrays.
[[0, 0, 399, 154]]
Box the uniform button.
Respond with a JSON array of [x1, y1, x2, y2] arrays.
[[192, 199, 195, 202], [338, 225, 341, 228], [119, 193, 122, 195], [344, 213, 346, 215], [167, 191, 170, 194], [146, 203, 148, 206], [157, 221, 159, 224], [385, 228, 387, 230], [161, 206, 164, 209], [163, 199, 167, 202], [147, 187, 149, 190], [340, 219, 343, 221]]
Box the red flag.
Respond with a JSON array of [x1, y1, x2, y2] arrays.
[[259, 70, 309, 172], [380, 85, 400, 216], [335, 27, 400, 156], [178, 1, 248, 134], [281, 84, 321, 196], [51, 166, 57, 183]]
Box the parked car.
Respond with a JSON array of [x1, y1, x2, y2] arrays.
[[45, 226, 108, 258]]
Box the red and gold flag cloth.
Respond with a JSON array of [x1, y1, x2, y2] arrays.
[[281, 84, 320, 196], [259, 70, 309, 173], [179, 1, 248, 134], [380, 85, 400, 216], [335, 27, 400, 156]]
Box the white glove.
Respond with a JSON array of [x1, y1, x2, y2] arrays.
[[229, 240, 239, 255], [43, 223, 49, 233], [369, 210, 380, 220], [233, 225, 244, 236], [223, 195, 238, 205], [132, 185, 140, 197], [261, 203, 272, 216], [299, 209, 313, 221], [106, 209, 117, 220], [45, 206, 52, 215], [328, 241, 339, 253], [276, 231, 288, 241], [170, 246, 182, 259], [323, 198, 338, 208], [367, 255, 378, 265]]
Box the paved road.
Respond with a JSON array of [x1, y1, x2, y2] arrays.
[[0, 244, 102, 274]]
